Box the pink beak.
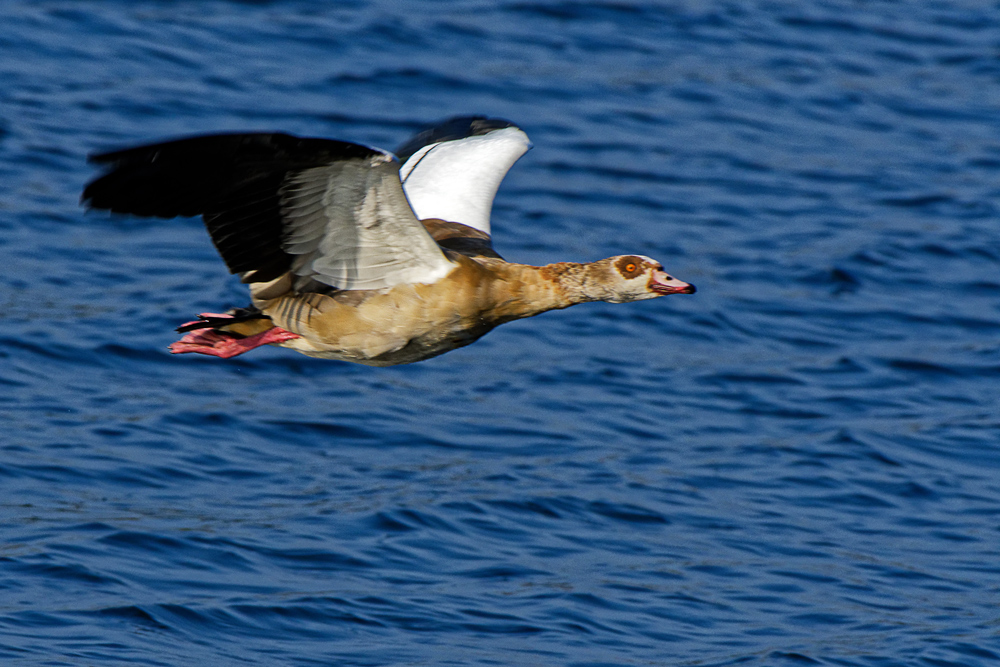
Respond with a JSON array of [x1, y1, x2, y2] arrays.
[[649, 269, 696, 295]]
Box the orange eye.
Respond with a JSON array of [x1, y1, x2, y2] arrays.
[[625, 263, 637, 273]]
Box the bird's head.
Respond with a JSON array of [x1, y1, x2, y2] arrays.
[[589, 254, 696, 303]]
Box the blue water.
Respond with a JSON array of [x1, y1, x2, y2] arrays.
[[2, 1, 1000, 665]]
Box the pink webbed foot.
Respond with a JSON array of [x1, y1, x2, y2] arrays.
[[169, 323, 301, 359]]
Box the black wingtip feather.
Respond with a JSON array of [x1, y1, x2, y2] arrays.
[[82, 132, 385, 279]]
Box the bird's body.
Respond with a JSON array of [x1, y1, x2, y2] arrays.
[[83, 117, 695, 365]]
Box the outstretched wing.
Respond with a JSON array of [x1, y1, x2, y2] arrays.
[[83, 133, 454, 291], [396, 116, 531, 236]]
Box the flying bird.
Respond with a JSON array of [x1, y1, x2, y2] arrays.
[[82, 117, 695, 366]]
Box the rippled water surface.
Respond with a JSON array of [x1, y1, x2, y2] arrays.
[[3, 1, 1000, 665]]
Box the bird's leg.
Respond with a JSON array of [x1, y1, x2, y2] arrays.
[[169, 313, 300, 358]]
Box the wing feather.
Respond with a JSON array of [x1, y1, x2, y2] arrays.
[[398, 122, 531, 235], [280, 156, 454, 291], [83, 132, 455, 291]]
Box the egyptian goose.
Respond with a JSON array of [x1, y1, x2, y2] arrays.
[[83, 117, 695, 366]]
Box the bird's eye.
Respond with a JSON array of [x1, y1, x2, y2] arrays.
[[615, 256, 644, 278]]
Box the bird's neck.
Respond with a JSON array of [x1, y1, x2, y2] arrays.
[[483, 259, 614, 323]]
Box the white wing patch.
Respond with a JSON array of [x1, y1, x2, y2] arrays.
[[399, 126, 531, 235], [280, 153, 455, 291]]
